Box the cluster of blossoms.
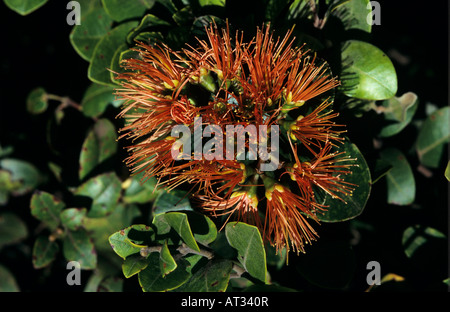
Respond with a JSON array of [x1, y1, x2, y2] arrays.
[[116, 22, 355, 255]]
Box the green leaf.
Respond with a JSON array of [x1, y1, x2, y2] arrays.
[[329, 0, 372, 33], [296, 241, 356, 289], [138, 252, 191, 292], [84, 203, 141, 254], [287, 0, 313, 21], [164, 212, 200, 252], [172, 6, 194, 26], [109, 224, 154, 259], [74, 172, 122, 218], [379, 148, 415, 205], [187, 212, 217, 246], [122, 253, 150, 278], [0, 264, 19, 291], [79, 118, 118, 181], [318, 138, 372, 222], [123, 172, 159, 204], [371, 158, 392, 184], [402, 225, 446, 258], [102, 0, 155, 22], [0, 212, 28, 249], [178, 259, 233, 292], [81, 83, 123, 118], [69, 8, 114, 62], [75, 0, 103, 13], [109, 43, 130, 83], [153, 189, 192, 214], [416, 106, 450, 168], [341, 40, 397, 100], [98, 276, 124, 292], [60, 208, 87, 231], [30, 191, 64, 230], [88, 21, 138, 86], [379, 92, 419, 137], [32, 235, 59, 269], [152, 213, 172, 235], [0, 158, 42, 196], [63, 229, 97, 269], [199, 0, 225, 6], [3, 0, 48, 15], [160, 240, 177, 277], [209, 231, 237, 260], [126, 13, 170, 44], [0, 170, 21, 204], [26, 87, 48, 114], [225, 222, 267, 283]]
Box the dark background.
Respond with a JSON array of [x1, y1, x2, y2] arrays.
[[0, 0, 448, 292]]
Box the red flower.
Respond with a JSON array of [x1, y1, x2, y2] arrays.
[[116, 21, 355, 257]]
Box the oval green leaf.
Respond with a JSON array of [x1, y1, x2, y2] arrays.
[[153, 190, 193, 214], [379, 148, 415, 205], [60, 208, 87, 231], [177, 259, 233, 292], [341, 40, 397, 100], [122, 253, 150, 278], [0, 264, 19, 292], [160, 240, 177, 277], [126, 13, 170, 44], [138, 253, 191, 292], [0, 158, 42, 196], [81, 83, 123, 118], [69, 8, 114, 62], [32, 235, 59, 269], [74, 172, 122, 218], [123, 172, 159, 204], [4, 0, 48, 15], [379, 92, 419, 137], [109, 224, 154, 259], [416, 106, 450, 168], [318, 139, 371, 222], [26, 87, 48, 114], [329, 0, 372, 33], [186, 212, 217, 246], [63, 229, 97, 269], [0, 212, 28, 249], [102, 0, 156, 22], [164, 212, 200, 252], [79, 118, 118, 181], [88, 21, 138, 86], [30, 191, 64, 230], [225, 222, 267, 283]]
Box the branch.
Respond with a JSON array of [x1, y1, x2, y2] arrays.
[[176, 243, 214, 260]]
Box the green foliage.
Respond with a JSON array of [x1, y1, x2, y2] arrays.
[[416, 106, 450, 168], [3, 0, 48, 15], [2, 0, 447, 293], [340, 40, 397, 100]]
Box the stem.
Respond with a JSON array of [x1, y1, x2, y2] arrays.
[[229, 262, 246, 279], [140, 246, 162, 257], [177, 243, 214, 260]]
